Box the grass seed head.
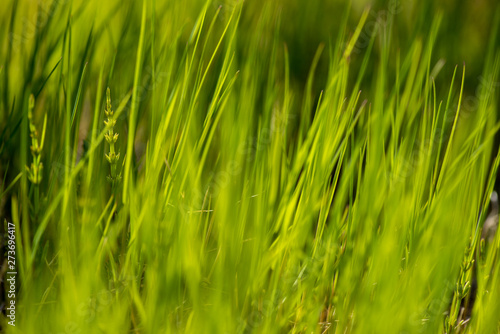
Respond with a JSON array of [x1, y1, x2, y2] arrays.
[[26, 94, 45, 185], [104, 87, 122, 187]]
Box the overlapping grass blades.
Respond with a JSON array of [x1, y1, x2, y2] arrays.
[[0, 1, 499, 333]]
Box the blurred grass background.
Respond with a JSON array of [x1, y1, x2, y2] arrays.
[[2, 0, 500, 111], [1, 0, 500, 333]]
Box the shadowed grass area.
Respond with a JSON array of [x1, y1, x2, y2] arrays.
[[1, 0, 500, 333]]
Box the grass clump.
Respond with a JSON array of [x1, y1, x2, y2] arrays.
[[0, 0, 500, 333]]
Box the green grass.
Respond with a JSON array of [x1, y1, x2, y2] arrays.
[[1, 0, 500, 333]]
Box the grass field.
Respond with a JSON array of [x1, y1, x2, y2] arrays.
[[1, 0, 500, 333]]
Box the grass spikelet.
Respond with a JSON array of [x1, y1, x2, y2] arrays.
[[104, 87, 121, 195]]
